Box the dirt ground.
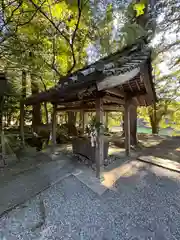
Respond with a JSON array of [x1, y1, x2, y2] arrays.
[[1, 133, 180, 184], [111, 133, 180, 162]]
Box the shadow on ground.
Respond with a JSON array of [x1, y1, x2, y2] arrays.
[[139, 136, 180, 162], [1, 160, 180, 239]]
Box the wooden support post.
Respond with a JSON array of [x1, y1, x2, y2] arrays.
[[95, 98, 104, 178], [52, 104, 57, 147], [80, 110, 85, 133], [84, 112, 87, 131], [124, 99, 131, 156], [105, 111, 108, 131]]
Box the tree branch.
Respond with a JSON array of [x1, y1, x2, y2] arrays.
[[157, 40, 180, 55], [47, 0, 59, 77], [28, 0, 83, 76], [42, 58, 62, 77], [39, 76, 47, 91], [17, 1, 46, 26], [27, 0, 70, 43], [67, 0, 82, 74], [0, 0, 23, 32]]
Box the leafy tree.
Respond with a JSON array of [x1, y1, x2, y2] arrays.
[[139, 65, 180, 134], [0, 0, 179, 146], [0, 0, 95, 133]]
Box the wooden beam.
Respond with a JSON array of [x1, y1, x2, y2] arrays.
[[124, 98, 130, 156], [52, 91, 106, 105], [135, 80, 141, 91], [106, 88, 124, 98], [51, 104, 57, 147], [133, 96, 139, 106], [57, 105, 123, 112], [104, 95, 125, 104], [95, 97, 104, 178], [25, 71, 104, 105], [140, 64, 154, 104]]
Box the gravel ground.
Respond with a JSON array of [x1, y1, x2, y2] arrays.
[[0, 159, 75, 216], [1, 161, 180, 240]]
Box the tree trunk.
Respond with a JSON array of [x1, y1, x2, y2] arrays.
[[149, 116, 159, 134], [0, 96, 6, 165], [151, 121, 159, 134], [39, 77, 49, 124], [20, 71, 26, 145], [149, 114, 159, 134], [67, 112, 77, 135], [31, 74, 42, 131], [7, 112, 12, 126], [44, 102, 49, 124], [0, 97, 3, 132], [149, 102, 159, 134], [68, 112, 76, 125]]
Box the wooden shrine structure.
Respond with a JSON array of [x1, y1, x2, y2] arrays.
[[25, 38, 156, 178]]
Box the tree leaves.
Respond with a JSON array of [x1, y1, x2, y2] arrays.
[[133, 2, 146, 17]]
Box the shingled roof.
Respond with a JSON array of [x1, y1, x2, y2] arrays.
[[25, 38, 156, 109]]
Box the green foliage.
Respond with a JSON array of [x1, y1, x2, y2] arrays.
[[0, 0, 95, 127], [133, 2, 146, 17], [108, 112, 122, 127], [0, 0, 179, 137], [89, 116, 104, 134]]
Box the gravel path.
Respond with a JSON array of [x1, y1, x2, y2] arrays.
[[1, 160, 180, 239], [0, 159, 75, 216]]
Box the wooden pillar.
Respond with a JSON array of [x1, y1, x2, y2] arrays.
[[80, 110, 85, 133], [52, 104, 57, 147], [95, 97, 104, 178], [105, 111, 108, 131], [124, 99, 130, 156], [65, 112, 68, 123], [84, 112, 87, 131]]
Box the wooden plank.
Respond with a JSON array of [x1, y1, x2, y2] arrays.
[[95, 98, 104, 178], [52, 104, 57, 147], [124, 98, 130, 156], [138, 156, 180, 173], [97, 67, 140, 91]]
